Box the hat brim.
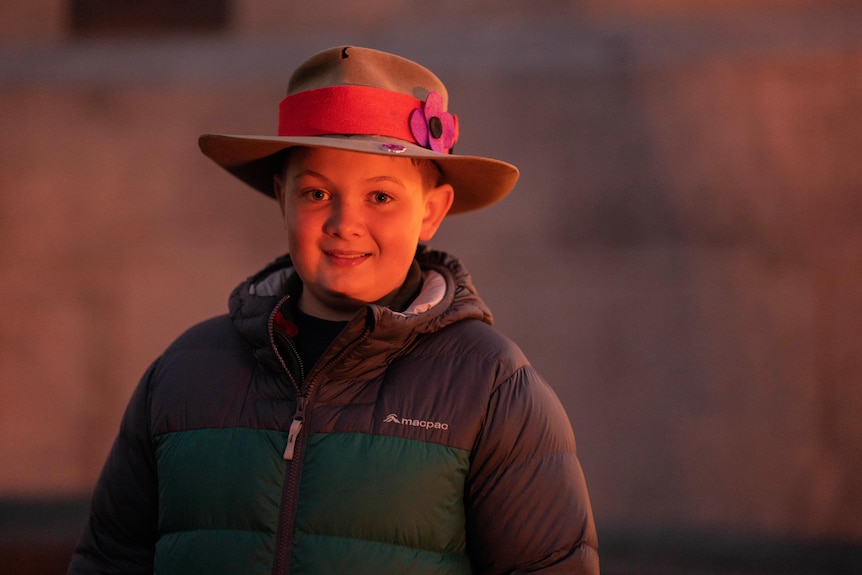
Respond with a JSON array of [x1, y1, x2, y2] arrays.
[[198, 133, 519, 215]]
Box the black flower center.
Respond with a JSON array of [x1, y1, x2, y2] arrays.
[[428, 116, 443, 139]]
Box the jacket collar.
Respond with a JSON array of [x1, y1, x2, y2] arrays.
[[228, 246, 492, 373]]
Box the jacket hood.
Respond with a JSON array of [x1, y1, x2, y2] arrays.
[[228, 246, 493, 374]]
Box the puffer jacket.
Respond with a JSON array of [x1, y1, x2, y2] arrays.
[[68, 247, 599, 575]]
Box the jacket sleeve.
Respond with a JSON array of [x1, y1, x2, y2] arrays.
[[465, 365, 599, 574], [68, 361, 160, 575]]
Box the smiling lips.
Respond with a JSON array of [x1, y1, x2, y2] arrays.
[[324, 250, 371, 264]]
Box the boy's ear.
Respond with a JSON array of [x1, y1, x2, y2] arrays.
[[419, 183, 454, 241]]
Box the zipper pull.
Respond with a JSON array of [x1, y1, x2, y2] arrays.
[[283, 397, 306, 461]]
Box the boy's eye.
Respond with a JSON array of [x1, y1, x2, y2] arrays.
[[304, 189, 328, 201], [372, 192, 392, 204]]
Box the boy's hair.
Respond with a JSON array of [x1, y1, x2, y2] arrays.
[[411, 158, 445, 191]]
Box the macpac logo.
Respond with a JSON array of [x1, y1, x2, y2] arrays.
[[384, 413, 449, 430]]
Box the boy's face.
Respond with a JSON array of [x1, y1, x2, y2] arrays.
[[274, 147, 453, 320]]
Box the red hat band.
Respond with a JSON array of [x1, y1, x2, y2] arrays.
[[278, 85, 459, 154]]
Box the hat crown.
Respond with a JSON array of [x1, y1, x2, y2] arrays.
[[286, 46, 450, 110]]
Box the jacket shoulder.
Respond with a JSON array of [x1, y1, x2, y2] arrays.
[[148, 315, 281, 435], [162, 315, 243, 355], [426, 318, 530, 377]]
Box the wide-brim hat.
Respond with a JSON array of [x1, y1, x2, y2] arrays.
[[198, 46, 519, 215]]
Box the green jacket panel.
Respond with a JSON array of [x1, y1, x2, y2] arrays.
[[293, 432, 470, 573]]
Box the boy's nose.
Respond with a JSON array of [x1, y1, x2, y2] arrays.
[[325, 201, 365, 238]]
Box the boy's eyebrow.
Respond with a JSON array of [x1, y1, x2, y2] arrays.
[[293, 169, 329, 183], [294, 170, 406, 188], [366, 175, 406, 187]]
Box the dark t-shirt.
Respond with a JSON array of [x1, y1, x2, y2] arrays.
[[292, 307, 348, 370]]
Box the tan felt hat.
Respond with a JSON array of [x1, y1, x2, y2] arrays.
[[198, 46, 519, 215]]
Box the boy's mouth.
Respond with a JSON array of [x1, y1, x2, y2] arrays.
[[325, 250, 369, 257], [324, 250, 371, 263]]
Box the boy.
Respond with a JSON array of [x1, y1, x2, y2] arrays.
[[69, 46, 599, 574]]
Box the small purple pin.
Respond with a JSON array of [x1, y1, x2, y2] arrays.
[[379, 143, 407, 153]]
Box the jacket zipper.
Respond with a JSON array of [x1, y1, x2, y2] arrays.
[[269, 297, 370, 575], [282, 396, 305, 460], [269, 296, 303, 575]]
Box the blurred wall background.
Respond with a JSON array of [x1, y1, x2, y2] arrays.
[[2, 1, 861, 573]]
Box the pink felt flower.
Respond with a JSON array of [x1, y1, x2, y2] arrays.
[[409, 91, 458, 153]]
